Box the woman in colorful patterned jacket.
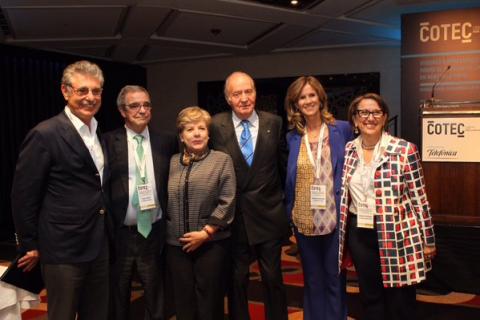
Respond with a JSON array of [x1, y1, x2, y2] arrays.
[[285, 76, 353, 320], [338, 93, 436, 320]]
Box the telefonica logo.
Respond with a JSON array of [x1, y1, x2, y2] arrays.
[[419, 21, 479, 44], [426, 148, 458, 158]]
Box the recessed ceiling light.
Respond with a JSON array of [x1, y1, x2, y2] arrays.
[[291, 0, 299, 5]]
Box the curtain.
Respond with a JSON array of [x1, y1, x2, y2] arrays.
[[0, 44, 146, 241]]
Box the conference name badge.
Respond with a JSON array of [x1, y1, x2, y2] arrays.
[[310, 184, 327, 210], [137, 183, 156, 211], [357, 200, 375, 229]]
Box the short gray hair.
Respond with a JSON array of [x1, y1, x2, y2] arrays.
[[223, 71, 255, 100], [116, 85, 150, 109], [61, 60, 104, 86]]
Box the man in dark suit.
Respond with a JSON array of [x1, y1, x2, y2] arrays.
[[104, 85, 177, 320], [11, 60, 110, 320], [209, 71, 291, 320]]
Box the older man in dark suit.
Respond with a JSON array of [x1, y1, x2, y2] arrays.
[[104, 85, 177, 320], [11, 60, 110, 320], [209, 71, 291, 320]]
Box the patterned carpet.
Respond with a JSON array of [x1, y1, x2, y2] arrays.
[[9, 245, 480, 319]]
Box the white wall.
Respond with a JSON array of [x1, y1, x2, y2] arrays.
[[146, 45, 401, 133]]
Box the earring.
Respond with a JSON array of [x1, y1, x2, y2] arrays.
[[354, 126, 359, 134]]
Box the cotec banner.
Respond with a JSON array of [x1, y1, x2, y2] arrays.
[[422, 116, 480, 162], [401, 7, 480, 146]]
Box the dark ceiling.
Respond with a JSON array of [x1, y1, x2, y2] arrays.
[[0, 0, 478, 64]]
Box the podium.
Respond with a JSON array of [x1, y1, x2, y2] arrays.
[[420, 100, 480, 225]]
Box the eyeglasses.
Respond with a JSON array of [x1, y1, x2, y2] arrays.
[[230, 89, 255, 99], [125, 102, 152, 111], [66, 84, 103, 97], [356, 109, 384, 119]]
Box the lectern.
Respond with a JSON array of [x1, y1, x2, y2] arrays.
[[420, 101, 480, 226]]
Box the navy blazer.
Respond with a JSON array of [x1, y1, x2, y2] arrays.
[[12, 111, 111, 264], [103, 127, 178, 229], [210, 110, 290, 245], [285, 120, 353, 221]]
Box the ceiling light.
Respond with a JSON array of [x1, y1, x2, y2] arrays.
[[291, 0, 299, 5]]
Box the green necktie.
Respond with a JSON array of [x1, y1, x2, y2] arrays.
[[132, 134, 152, 238]]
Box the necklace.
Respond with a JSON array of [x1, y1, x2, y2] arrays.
[[361, 141, 376, 150]]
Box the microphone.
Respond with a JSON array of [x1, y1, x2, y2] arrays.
[[430, 65, 451, 104]]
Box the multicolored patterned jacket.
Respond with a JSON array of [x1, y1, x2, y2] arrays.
[[338, 133, 436, 287]]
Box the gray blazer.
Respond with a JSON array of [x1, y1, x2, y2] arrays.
[[166, 149, 236, 246]]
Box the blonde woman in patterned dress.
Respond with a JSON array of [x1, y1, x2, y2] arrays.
[[285, 76, 353, 320], [338, 93, 436, 320]]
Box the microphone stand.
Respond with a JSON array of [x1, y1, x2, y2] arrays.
[[427, 65, 451, 107]]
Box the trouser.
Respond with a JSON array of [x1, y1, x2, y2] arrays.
[[348, 215, 417, 320], [166, 239, 229, 320], [42, 240, 109, 320]]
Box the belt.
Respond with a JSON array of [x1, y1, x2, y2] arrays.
[[122, 224, 138, 232], [122, 221, 161, 232]]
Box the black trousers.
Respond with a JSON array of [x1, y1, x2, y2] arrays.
[[228, 217, 288, 320], [348, 215, 417, 320], [110, 223, 165, 320], [42, 239, 109, 320], [166, 239, 229, 320]]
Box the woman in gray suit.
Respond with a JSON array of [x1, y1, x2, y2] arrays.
[[166, 106, 236, 320]]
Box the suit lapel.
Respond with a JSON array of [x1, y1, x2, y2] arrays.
[[98, 127, 109, 184], [346, 149, 359, 186], [221, 113, 249, 170], [328, 124, 340, 174], [150, 132, 163, 201], [377, 133, 394, 167], [114, 128, 130, 198], [239, 112, 270, 187], [58, 112, 98, 173], [250, 112, 268, 171], [218, 112, 259, 191]]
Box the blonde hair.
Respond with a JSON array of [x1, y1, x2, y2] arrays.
[[285, 76, 334, 135], [176, 106, 212, 134]]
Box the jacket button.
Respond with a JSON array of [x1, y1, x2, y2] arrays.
[[99, 209, 105, 215]]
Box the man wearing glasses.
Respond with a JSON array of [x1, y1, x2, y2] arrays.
[[104, 85, 177, 320], [11, 60, 110, 320]]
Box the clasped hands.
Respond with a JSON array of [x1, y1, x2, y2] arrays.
[[179, 230, 210, 253]]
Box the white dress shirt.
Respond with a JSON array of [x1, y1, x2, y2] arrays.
[[64, 106, 104, 184], [348, 135, 387, 215], [124, 126, 161, 226], [232, 110, 259, 153]]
